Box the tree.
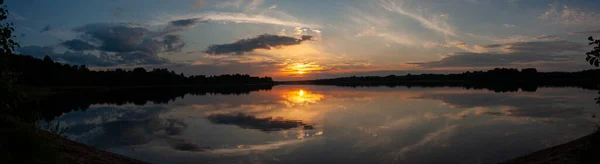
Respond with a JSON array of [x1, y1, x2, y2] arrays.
[[585, 36, 600, 67], [0, 0, 18, 56], [0, 0, 21, 114]]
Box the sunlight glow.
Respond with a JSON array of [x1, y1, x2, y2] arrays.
[[283, 62, 325, 76], [281, 89, 324, 107]]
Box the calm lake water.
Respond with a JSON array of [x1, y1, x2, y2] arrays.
[[51, 85, 600, 164]]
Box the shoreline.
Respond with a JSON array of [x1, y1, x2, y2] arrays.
[[500, 131, 600, 164], [47, 132, 149, 164]]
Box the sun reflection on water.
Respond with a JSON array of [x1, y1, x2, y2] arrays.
[[280, 89, 325, 107]]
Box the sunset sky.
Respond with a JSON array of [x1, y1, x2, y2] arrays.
[[7, 0, 600, 80]]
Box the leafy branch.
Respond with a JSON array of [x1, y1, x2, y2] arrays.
[[585, 36, 600, 67]]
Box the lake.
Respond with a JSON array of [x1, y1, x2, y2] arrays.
[[48, 85, 600, 164]]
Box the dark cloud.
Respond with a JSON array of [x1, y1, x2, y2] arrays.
[[74, 23, 152, 53], [483, 44, 503, 48], [205, 34, 314, 55], [570, 29, 600, 34], [504, 40, 582, 53], [162, 35, 186, 52], [40, 25, 51, 33], [61, 39, 97, 51], [58, 106, 198, 150], [18, 46, 118, 66], [170, 18, 202, 27], [532, 35, 561, 40], [160, 18, 207, 36], [18, 46, 168, 66], [411, 41, 586, 68], [206, 113, 314, 132], [163, 118, 188, 136], [172, 143, 209, 152], [38, 22, 192, 66], [72, 23, 187, 54]]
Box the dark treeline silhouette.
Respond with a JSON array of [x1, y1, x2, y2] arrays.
[[282, 68, 600, 92], [15, 85, 273, 123], [1, 54, 274, 86]]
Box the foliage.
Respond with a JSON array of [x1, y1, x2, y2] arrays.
[[0, 0, 19, 56], [586, 36, 600, 67]]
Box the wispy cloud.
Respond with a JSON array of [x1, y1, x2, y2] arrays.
[[216, 0, 265, 10], [153, 12, 321, 29], [409, 40, 585, 68], [391, 125, 457, 161], [503, 24, 516, 28], [539, 3, 600, 26], [569, 29, 600, 35], [380, 0, 457, 37]]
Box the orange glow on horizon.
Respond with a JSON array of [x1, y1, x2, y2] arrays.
[[282, 62, 325, 76]]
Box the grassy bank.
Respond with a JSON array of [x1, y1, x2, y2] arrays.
[[500, 130, 600, 164], [0, 115, 148, 164]]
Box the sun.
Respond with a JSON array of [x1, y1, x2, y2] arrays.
[[283, 62, 325, 76]]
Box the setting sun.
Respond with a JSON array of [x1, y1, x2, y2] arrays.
[[283, 62, 325, 76]]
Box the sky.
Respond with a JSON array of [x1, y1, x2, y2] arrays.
[[6, 0, 600, 80]]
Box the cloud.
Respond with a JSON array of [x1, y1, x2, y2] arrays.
[[172, 143, 209, 152], [418, 93, 586, 119], [39, 22, 192, 66], [380, 0, 457, 36], [152, 12, 321, 29], [355, 27, 417, 46], [160, 18, 208, 36], [539, 3, 600, 26], [570, 29, 600, 34], [206, 113, 314, 132], [503, 24, 516, 28], [40, 25, 51, 33], [170, 18, 202, 27], [9, 12, 25, 20], [205, 34, 313, 55], [410, 40, 585, 68], [216, 0, 264, 10], [482, 44, 503, 48], [61, 39, 97, 51], [18, 45, 169, 66], [495, 35, 562, 43], [246, 0, 264, 9], [216, 0, 245, 8], [268, 5, 277, 9], [162, 35, 186, 52], [391, 125, 457, 160]]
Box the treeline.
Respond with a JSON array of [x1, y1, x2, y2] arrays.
[[283, 68, 600, 92], [1, 54, 274, 86]]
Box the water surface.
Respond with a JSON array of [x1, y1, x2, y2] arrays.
[[52, 85, 600, 164]]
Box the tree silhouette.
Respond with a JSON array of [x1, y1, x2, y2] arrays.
[[0, 0, 21, 116], [585, 36, 600, 67]]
